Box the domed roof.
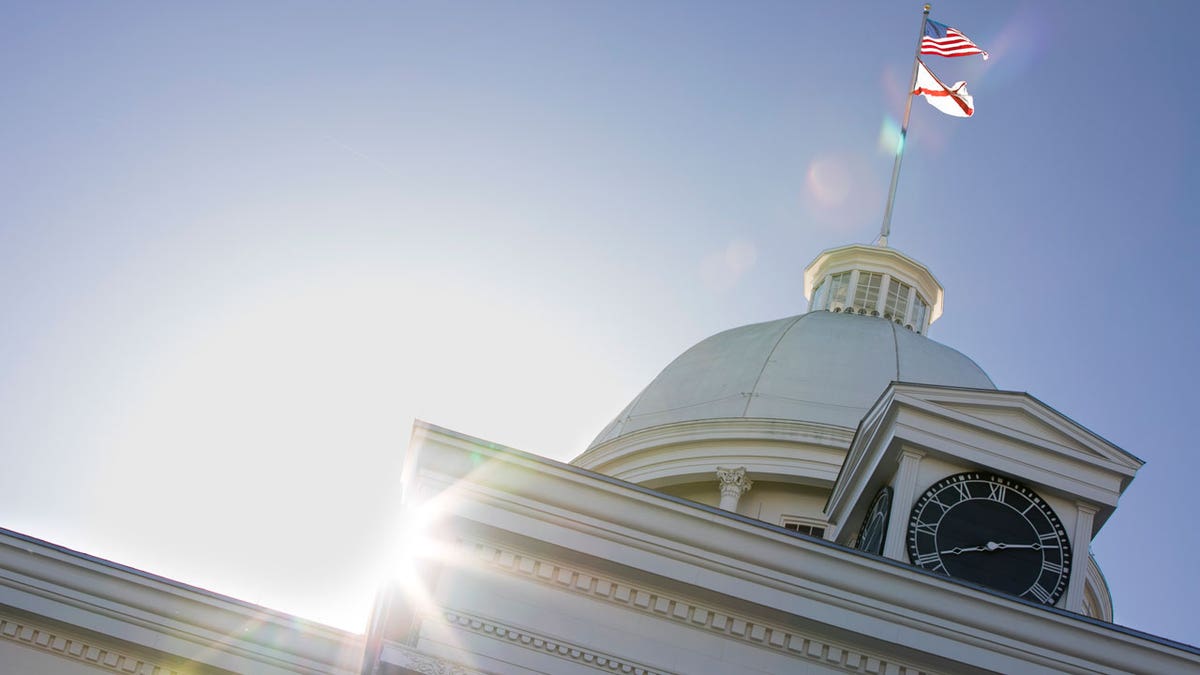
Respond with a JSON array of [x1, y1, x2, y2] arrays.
[[588, 310, 994, 448]]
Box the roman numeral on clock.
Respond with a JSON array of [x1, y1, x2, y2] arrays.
[[987, 483, 1007, 502], [914, 552, 942, 568], [906, 473, 1073, 606], [1027, 582, 1053, 604], [951, 482, 971, 501]]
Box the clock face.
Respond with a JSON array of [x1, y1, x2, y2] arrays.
[[856, 486, 892, 556], [907, 472, 1072, 605]]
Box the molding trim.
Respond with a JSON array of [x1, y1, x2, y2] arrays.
[[0, 528, 363, 674], [576, 417, 854, 480], [438, 608, 669, 674], [380, 641, 488, 675], [460, 537, 924, 675], [0, 610, 179, 674]]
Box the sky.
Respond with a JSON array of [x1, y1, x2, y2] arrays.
[[2, 1, 1198, 645]]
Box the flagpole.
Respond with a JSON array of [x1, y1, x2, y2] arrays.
[[876, 4, 931, 247]]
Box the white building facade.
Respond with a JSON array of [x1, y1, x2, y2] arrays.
[[361, 244, 1199, 674], [2, 244, 1198, 673]]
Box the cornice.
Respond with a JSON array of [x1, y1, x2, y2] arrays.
[[407, 422, 1200, 673], [573, 417, 854, 479], [438, 608, 670, 674], [598, 449, 845, 489], [0, 609, 181, 674], [380, 641, 488, 675], [454, 537, 920, 674], [892, 388, 1139, 470], [0, 529, 363, 674]]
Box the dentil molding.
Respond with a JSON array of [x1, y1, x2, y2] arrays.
[[0, 610, 179, 674], [437, 608, 668, 674], [458, 537, 925, 675]]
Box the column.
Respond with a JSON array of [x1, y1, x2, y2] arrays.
[[903, 286, 917, 328], [876, 274, 892, 317], [1065, 501, 1098, 612], [883, 447, 925, 561], [716, 467, 753, 512], [844, 270, 861, 312]]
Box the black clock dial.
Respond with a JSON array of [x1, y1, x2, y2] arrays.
[[856, 486, 892, 555], [906, 472, 1072, 605]]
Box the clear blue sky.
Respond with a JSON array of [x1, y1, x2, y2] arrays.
[[2, 1, 1197, 643]]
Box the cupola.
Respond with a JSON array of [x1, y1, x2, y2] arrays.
[[803, 244, 944, 334]]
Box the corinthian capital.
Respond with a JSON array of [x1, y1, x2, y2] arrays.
[[716, 466, 752, 511]]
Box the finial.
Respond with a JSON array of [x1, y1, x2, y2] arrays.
[[924, 4, 931, 12]]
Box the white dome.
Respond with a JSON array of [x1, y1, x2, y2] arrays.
[[588, 310, 994, 449]]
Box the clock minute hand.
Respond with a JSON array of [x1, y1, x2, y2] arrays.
[[940, 541, 1045, 555], [983, 541, 1043, 551]]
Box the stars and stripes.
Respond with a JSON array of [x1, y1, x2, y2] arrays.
[[921, 19, 989, 60]]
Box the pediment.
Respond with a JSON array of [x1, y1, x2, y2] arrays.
[[827, 384, 1143, 544], [935, 402, 1088, 453], [894, 385, 1143, 472]]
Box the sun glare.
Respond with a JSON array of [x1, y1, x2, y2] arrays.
[[391, 505, 440, 597]]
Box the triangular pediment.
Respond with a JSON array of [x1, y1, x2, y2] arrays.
[[892, 385, 1143, 472], [935, 401, 1090, 454], [828, 383, 1143, 546]]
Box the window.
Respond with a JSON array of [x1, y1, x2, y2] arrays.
[[810, 278, 829, 311], [781, 518, 826, 538], [853, 272, 883, 312], [827, 272, 851, 309], [910, 296, 928, 332], [884, 279, 911, 322]]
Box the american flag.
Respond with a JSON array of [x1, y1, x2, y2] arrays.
[[921, 20, 989, 60]]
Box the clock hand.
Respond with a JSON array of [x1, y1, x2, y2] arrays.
[[940, 541, 1044, 555], [939, 545, 988, 555], [982, 541, 1043, 551]]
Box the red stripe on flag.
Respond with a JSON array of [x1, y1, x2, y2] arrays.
[[913, 86, 973, 116], [921, 27, 986, 58], [924, 38, 974, 48], [922, 46, 982, 56]]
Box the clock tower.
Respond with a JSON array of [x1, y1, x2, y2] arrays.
[[816, 245, 1143, 614]]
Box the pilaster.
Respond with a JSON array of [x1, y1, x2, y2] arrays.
[[1065, 501, 1098, 612], [884, 447, 925, 561]]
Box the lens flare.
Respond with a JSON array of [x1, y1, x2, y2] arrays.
[[700, 239, 758, 291], [806, 157, 852, 207], [800, 152, 886, 232], [878, 117, 903, 157]]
